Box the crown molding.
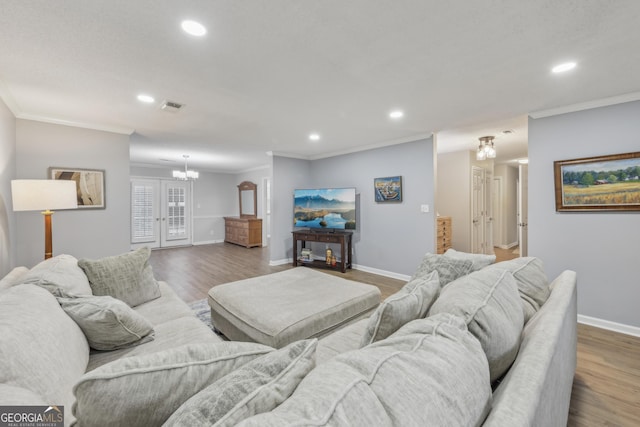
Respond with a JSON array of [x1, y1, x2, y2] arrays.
[[16, 113, 134, 135], [529, 91, 640, 119]]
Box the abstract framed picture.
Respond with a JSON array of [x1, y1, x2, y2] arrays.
[[48, 167, 106, 209], [554, 151, 640, 212], [374, 176, 402, 203]]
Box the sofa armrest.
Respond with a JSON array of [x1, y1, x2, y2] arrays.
[[483, 270, 577, 427]]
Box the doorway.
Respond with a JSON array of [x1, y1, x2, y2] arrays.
[[130, 178, 192, 249]]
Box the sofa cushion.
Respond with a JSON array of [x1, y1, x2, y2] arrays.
[[360, 270, 440, 346], [57, 294, 155, 351], [20, 254, 92, 296], [0, 284, 89, 425], [78, 247, 160, 307], [0, 266, 29, 291], [73, 341, 274, 427], [165, 339, 317, 427], [0, 384, 47, 405], [444, 248, 496, 271], [429, 268, 524, 382], [410, 253, 474, 286], [236, 314, 491, 427], [487, 257, 550, 322]]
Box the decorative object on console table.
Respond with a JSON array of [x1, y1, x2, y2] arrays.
[[224, 217, 262, 248], [554, 151, 640, 211], [436, 216, 452, 254], [48, 167, 105, 209], [11, 179, 78, 260], [292, 230, 353, 273], [374, 176, 402, 203]]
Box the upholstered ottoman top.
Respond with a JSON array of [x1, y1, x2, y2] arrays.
[[208, 268, 381, 348]]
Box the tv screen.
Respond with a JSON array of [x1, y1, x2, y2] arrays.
[[293, 188, 356, 230]]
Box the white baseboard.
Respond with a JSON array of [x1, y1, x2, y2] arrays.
[[578, 314, 640, 338], [353, 264, 411, 281], [193, 239, 225, 246], [269, 258, 292, 266]]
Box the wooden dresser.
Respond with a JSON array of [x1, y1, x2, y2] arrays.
[[436, 216, 452, 254], [224, 217, 262, 248]]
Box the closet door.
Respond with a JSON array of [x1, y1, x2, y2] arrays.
[[471, 166, 485, 253]]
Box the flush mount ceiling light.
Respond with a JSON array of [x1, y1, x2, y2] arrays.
[[476, 136, 496, 161], [309, 133, 320, 141], [173, 155, 199, 180], [137, 94, 155, 103], [181, 20, 207, 36], [552, 61, 577, 73], [389, 110, 404, 119]]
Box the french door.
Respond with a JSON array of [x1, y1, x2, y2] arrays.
[[131, 178, 192, 249]]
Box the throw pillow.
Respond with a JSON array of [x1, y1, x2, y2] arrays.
[[487, 257, 550, 323], [235, 314, 491, 427], [72, 341, 274, 427], [443, 248, 496, 271], [78, 247, 160, 307], [410, 253, 474, 286], [0, 266, 29, 291], [428, 268, 524, 382], [20, 254, 93, 296], [57, 294, 155, 351], [165, 339, 317, 427], [360, 270, 440, 346]]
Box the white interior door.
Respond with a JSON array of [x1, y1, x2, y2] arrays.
[[131, 178, 191, 249], [471, 166, 484, 253], [484, 169, 494, 254], [160, 180, 191, 247], [131, 179, 160, 248], [492, 177, 503, 248], [518, 164, 528, 257]]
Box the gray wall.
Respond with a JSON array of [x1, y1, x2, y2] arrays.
[[0, 99, 16, 276], [16, 120, 130, 267], [271, 138, 435, 277], [270, 156, 312, 263], [529, 100, 640, 328]]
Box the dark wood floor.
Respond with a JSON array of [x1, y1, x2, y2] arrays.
[[149, 243, 640, 427]]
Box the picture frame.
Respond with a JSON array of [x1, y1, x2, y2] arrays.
[[553, 152, 640, 212], [374, 176, 402, 203], [48, 167, 106, 209]]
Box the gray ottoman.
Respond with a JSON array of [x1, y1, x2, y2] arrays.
[[208, 268, 381, 348]]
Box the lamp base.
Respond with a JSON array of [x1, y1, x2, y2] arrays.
[[42, 210, 53, 260]]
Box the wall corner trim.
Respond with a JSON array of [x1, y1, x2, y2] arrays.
[[529, 91, 640, 119]]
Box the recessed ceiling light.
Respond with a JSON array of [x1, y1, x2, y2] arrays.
[[552, 62, 576, 73], [389, 110, 404, 119], [309, 133, 320, 141], [137, 94, 155, 103], [181, 20, 207, 37]]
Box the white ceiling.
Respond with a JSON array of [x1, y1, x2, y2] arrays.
[[1, 1, 639, 172]]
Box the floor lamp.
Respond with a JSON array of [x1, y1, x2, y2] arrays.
[[11, 179, 78, 260]]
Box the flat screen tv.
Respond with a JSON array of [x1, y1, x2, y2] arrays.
[[293, 188, 356, 230]]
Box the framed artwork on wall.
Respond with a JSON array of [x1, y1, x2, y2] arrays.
[[48, 167, 106, 209], [553, 151, 640, 211], [374, 176, 402, 203]]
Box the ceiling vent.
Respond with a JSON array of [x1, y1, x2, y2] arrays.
[[160, 100, 184, 113]]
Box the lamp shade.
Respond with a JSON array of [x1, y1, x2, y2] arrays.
[[11, 180, 78, 211]]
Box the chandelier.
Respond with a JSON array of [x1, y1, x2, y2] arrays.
[[476, 136, 496, 161], [173, 155, 199, 180]]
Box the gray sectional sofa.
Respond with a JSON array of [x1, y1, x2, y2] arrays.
[[0, 248, 577, 427]]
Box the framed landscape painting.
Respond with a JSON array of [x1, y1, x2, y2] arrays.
[[374, 176, 402, 203], [554, 151, 640, 211], [49, 167, 105, 209]]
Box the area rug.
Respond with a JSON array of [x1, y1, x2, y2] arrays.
[[188, 298, 218, 334]]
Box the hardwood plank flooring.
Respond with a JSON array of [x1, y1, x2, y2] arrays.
[[149, 243, 640, 426]]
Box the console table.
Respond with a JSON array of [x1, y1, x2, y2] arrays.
[[292, 230, 353, 273]]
